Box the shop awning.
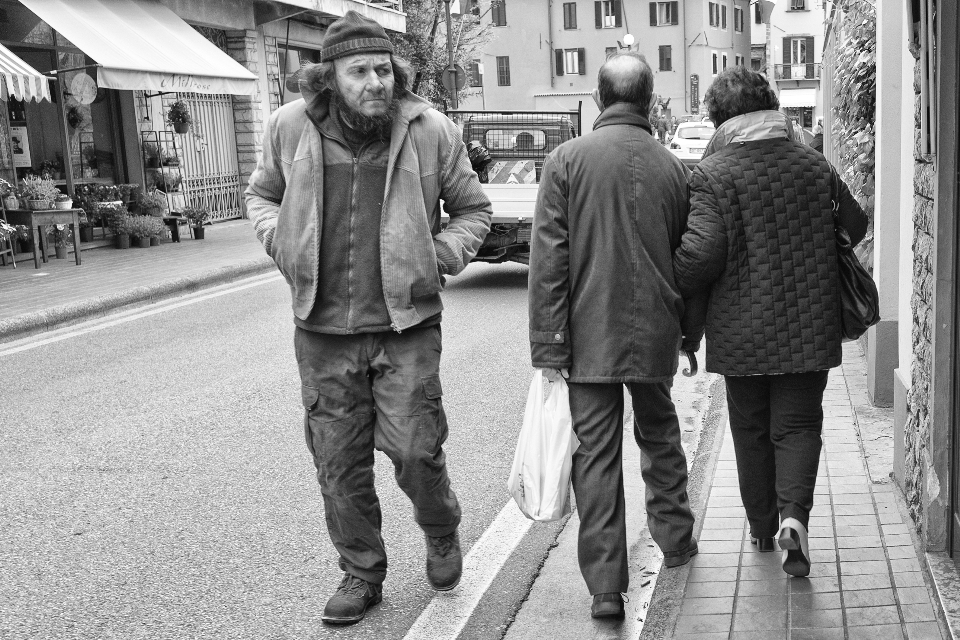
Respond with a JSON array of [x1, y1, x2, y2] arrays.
[[19, 0, 258, 95], [0, 42, 51, 102], [778, 88, 818, 109]]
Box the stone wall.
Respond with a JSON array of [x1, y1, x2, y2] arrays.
[[225, 29, 265, 201], [904, 51, 936, 532]]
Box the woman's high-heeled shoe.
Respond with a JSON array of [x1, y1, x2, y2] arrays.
[[750, 536, 776, 552], [777, 518, 810, 577]]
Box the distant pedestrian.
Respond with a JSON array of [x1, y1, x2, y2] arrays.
[[656, 116, 668, 144], [529, 52, 701, 620], [811, 120, 824, 152], [673, 67, 867, 577], [245, 10, 491, 626]]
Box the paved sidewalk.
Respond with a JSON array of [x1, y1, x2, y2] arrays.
[[0, 220, 273, 341], [669, 363, 947, 639]]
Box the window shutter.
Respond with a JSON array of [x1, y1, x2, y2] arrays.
[[578, 48, 586, 74], [595, 1, 602, 28], [650, 2, 658, 25], [783, 37, 790, 64], [804, 36, 814, 63], [614, 0, 622, 27], [659, 45, 665, 69], [671, 1, 679, 24], [721, 5, 727, 28], [556, 49, 565, 75], [500, 1, 507, 25]]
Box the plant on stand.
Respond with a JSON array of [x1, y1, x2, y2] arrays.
[[166, 100, 193, 134], [0, 178, 19, 210], [47, 223, 72, 259], [20, 176, 59, 210], [137, 190, 167, 217], [182, 205, 210, 240], [53, 193, 74, 210]]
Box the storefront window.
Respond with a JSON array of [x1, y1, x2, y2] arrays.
[[58, 52, 120, 185], [7, 49, 63, 183], [0, 1, 55, 46]]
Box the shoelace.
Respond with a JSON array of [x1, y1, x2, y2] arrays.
[[428, 532, 456, 556], [338, 575, 371, 598]]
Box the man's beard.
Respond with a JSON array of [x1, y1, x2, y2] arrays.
[[331, 88, 400, 138]]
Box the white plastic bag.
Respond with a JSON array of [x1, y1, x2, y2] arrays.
[[507, 370, 579, 521]]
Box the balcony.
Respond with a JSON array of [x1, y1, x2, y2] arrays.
[[774, 63, 821, 81]]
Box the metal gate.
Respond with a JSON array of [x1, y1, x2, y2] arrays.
[[175, 92, 242, 221]]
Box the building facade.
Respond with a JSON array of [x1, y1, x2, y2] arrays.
[[0, 0, 404, 221], [460, 0, 751, 129]]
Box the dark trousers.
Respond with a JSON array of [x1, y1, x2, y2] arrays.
[[724, 371, 829, 537], [568, 381, 695, 594], [294, 325, 461, 585]]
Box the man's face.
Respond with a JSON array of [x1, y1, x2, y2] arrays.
[[333, 53, 395, 118]]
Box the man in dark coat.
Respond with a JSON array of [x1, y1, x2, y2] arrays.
[[528, 52, 700, 620]]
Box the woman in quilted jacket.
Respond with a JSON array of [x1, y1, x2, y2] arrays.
[[673, 67, 868, 577]]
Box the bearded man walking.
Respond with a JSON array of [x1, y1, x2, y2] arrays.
[[529, 53, 700, 619], [245, 11, 491, 625]]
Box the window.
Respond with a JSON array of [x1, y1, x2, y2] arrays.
[[789, 37, 810, 64], [734, 6, 744, 32], [595, 0, 622, 28], [755, 2, 762, 23], [496, 56, 510, 85], [789, 0, 805, 9], [658, 45, 672, 71], [649, 1, 679, 26], [712, 51, 719, 74], [555, 48, 586, 75], [709, 2, 721, 27], [721, 4, 728, 29], [492, 0, 507, 26], [468, 59, 483, 87], [563, 2, 577, 29], [722, 52, 728, 70], [735, 54, 744, 67], [751, 57, 761, 70]]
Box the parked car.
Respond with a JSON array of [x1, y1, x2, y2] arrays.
[[669, 121, 716, 168]]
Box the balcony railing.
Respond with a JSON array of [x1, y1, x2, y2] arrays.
[[774, 63, 821, 81]]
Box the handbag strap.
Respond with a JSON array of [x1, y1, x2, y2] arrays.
[[830, 168, 841, 224]]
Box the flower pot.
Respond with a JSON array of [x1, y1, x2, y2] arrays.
[[79, 227, 94, 242], [55, 245, 67, 259], [149, 236, 160, 247], [146, 158, 159, 169], [3, 196, 18, 210], [173, 122, 190, 134], [27, 199, 49, 210], [115, 233, 130, 249], [192, 226, 205, 240], [136, 236, 150, 248], [17, 238, 34, 254], [54, 200, 73, 210]]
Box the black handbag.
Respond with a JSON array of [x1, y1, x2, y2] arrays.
[[831, 172, 880, 340]]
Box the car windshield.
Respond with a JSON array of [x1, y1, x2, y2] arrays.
[[678, 126, 715, 140]]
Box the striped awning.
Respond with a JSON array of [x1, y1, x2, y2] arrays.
[[0, 42, 52, 102]]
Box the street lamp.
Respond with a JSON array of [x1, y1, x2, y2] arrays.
[[443, 0, 458, 109], [618, 33, 637, 51]]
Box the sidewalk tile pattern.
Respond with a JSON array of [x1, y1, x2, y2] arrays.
[[672, 371, 945, 639]]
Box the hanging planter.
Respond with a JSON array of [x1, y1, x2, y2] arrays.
[[166, 100, 193, 134], [173, 122, 190, 134]]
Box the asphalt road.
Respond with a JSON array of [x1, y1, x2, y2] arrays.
[[0, 261, 558, 640]]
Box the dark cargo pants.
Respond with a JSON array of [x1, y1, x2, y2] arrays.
[[294, 325, 461, 585], [568, 381, 695, 595]]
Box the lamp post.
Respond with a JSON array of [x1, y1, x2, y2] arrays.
[[444, 0, 458, 109]]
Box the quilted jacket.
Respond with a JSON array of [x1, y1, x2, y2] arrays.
[[672, 111, 868, 376]]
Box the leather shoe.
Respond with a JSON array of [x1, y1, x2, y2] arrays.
[[750, 536, 776, 552], [425, 530, 463, 591], [591, 593, 625, 619], [778, 518, 811, 577], [663, 538, 699, 568], [321, 573, 382, 625]]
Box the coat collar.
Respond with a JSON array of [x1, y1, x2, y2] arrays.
[[702, 110, 793, 158], [592, 102, 653, 135]]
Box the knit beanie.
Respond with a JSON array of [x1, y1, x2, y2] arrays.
[[321, 11, 394, 62]]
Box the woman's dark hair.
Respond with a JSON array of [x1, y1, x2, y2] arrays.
[[300, 54, 412, 98], [703, 67, 779, 126], [597, 52, 654, 110]]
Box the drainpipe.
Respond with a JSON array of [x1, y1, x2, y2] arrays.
[[548, 0, 555, 88]]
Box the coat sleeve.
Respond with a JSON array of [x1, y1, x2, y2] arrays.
[[671, 164, 706, 346], [528, 153, 572, 369], [435, 118, 492, 275], [673, 166, 728, 299], [833, 168, 868, 248], [244, 109, 285, 258]]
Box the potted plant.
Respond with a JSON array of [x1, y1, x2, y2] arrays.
[[166, 100, 193, 134], [182, 205, 210, 240], [155, 170, 182, 192], [14, 225, 32, 253], [20, 176, 59, 210], [143, 142, 160, 168], [118, 183, 141, 204], [47, 223, 72, 258], [103, 203, 130, 249], [38, 159, 62, 180], [128, 215, 154, 248], [0, 178, 18, 210], [137, 190, 167, 217], [53, 193, 73, 210], [148, 216, 164, 246]]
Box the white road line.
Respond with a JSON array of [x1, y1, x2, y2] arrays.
[[0, 273, 283, 357], [403, 501, 533, 640]]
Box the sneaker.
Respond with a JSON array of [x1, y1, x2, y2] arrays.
[[663, 538, 699, 568], [591, 593, 626, 619], [321, 574, 382, 625], [425, 530, 462, 591]]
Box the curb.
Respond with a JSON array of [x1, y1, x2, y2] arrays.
[[0, 255, 276, 344]]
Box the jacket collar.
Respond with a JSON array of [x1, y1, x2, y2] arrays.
[[592, 102, 653, 135], [703, 110, 793, 158]]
